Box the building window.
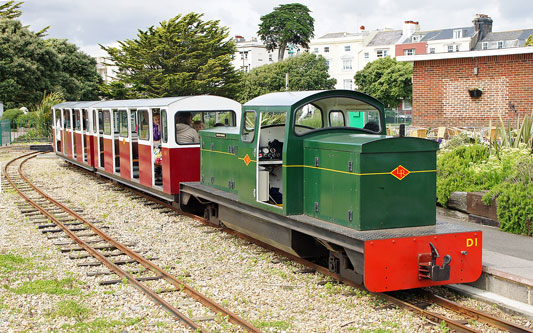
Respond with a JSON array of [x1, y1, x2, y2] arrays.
[[345, 45, 351, 52], [269, 54, 273, 61], [343, 79, 353, 90], [412, 35, 420, 42], [453, 29, 463, 39], [324, 46, 330, 53], [342, 59, 352, 70], [376, 49, 388, 57], [325, 60, 330, 69], [481, 42, 488, 50], [403, 49, 415, 56], [313, 47, 318, 54], [447, 45, 454, 52], [402, 100, 412, 111], [240, 51, 248, 59], [497, 41, 503, 49], [364, 52, 369, 59], [429, 48, 435, 54]]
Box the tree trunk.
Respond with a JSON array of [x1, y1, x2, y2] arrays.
[[278, 44, 286, 61]]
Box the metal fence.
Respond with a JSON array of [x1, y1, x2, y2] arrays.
[[1, 118, 52, 143], [385, 109, 412, 126], [0, 120, 11, 145]]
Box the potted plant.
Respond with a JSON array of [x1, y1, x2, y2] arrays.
[[468, 88, 483, 98]]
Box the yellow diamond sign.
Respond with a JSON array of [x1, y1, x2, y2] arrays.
[[243, 154, 251, 166], [391, 165, 410, 180]]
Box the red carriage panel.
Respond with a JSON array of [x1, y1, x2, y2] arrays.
[[364, 231, 483, 292], [162, 147, 200, 194], [74, 133, 83, 162], [86, 134, 94, 167], [120, 138, 131, 179], [139, 144, 152, 187], [65, 131, 73, 158], [103, 138, 113, 173]]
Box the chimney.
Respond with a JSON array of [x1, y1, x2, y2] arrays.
[[473, 14, 492, 41], [402, 21, 420, 38]]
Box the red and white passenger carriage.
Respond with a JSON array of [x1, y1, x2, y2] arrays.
[[52, 96, 241, 200]]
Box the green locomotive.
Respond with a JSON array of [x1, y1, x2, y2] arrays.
[[181, 90, 482, 292]]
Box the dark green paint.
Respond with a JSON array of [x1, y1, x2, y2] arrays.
[[200, 90, 439, 231]]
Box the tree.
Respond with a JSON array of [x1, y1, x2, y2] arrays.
[[238, 52, 335, 103], [0, 1, 22, 19], [526, 34, 533, 46], [102, 13, 242, 99], [46, 39, 102, 101], [354, 57, 413, 108], [257, 3, 314, 61], [0, 19, 60, 109]]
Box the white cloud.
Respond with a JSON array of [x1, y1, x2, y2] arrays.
[[17, 0, 532, 57]]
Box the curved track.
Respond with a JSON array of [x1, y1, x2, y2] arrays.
[[3, 152, 260, 332]]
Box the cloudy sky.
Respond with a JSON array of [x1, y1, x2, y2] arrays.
[[17, 0, 533, 57]]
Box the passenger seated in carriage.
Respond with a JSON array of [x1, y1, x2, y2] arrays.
[[153, 113, 162, 182], [176, 112, 199, 144]]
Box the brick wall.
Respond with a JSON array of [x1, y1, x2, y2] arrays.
[[412, 53, 533, 128]]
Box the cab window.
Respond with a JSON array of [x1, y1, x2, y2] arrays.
[[293, 97, 382, 135], [241, 111, 256, 142], [329, 110, 345, 127]]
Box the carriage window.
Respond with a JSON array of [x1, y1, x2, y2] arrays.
[[295, 105, 322, 134], [130, 110, 138, 135], [113, 110, 120, 134], [63, 110, 71, 129], [241, 111, 256, 142], [161, 110, 168, 143], [138, 110, 149, 140], [98, 110, 104, 134], [55, 110, 61, 128], [103, 111, 111, 135], [74, 110, 81, 130], [93, 110, 97, 133], [329, 111, 345, 127], [119, 110, 128, 137], [82, 110, 88, 132]]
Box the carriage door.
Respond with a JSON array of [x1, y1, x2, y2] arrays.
[[137, 109, 152, 187], [54, 109, 62, 153], [118, 109, 131, 179], [112, 110, 121, 174], [73, 109, 81, 161], [130, 110, 140, 180], [102, 110, 113, 172], [256, 111, 286, 208], [81, 109, 88, 163], [151, 108, 162, 188]]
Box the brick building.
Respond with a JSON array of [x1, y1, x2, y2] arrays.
[[398, 47, 533, 128]]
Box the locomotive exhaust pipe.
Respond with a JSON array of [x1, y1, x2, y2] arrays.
[[399, 124, 405, 137]]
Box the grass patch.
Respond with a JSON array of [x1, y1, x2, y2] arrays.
[[0, 253, 34, 273], [50, 300, 90, 321], [9, 278, 83, 295], [61, 317, 143, 332], [253, 319, 292, 331]]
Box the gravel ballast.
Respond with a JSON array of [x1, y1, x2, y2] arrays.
[[1, 151, 531, 332]]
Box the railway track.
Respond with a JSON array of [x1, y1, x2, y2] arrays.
[[4, 149, 532, 332], [71, 162, 533, 332], [2, 151, 260, 332]]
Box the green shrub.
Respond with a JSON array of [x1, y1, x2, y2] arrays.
[[1, 108, 23, 126], [485, 158, 533, 235], [437, 144, 526, 207]]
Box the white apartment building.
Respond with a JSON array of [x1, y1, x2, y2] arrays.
[[95, 57, 118, 84], [231, 36, 288, 72], [309, 29, 377, 90]]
